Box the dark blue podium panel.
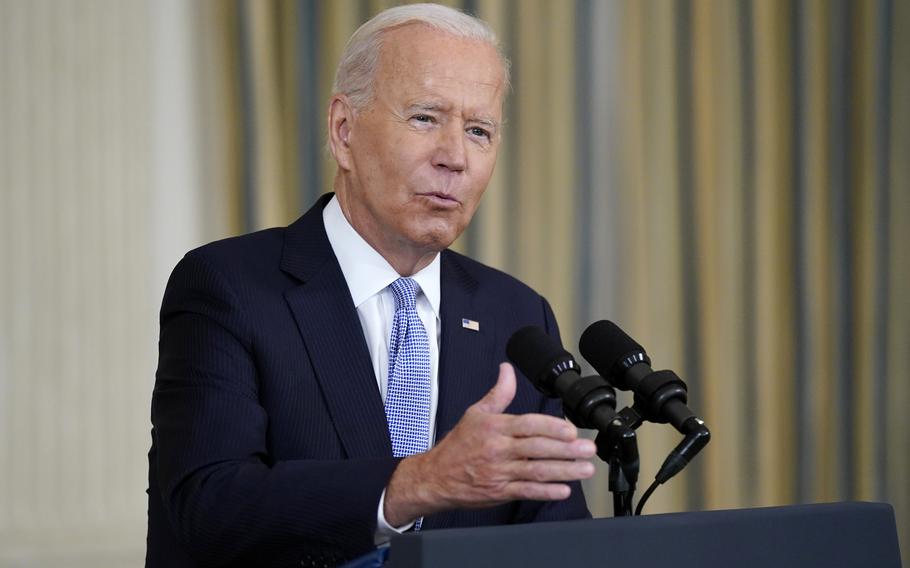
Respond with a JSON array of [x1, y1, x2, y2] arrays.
[[388, 502, 901, 568]]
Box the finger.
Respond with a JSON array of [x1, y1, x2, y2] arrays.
[[501, 481, 573, 502], [472, 362, 517, 414], [506, 413, 578, 440], [507, 459, 596, 483], [509, 437, 596, 460]]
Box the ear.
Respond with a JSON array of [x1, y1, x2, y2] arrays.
[[328, 94, 355, 171]]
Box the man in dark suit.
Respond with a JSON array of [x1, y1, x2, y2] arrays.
[[147, 4, 595, 567]]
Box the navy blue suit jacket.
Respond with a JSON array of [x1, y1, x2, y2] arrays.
[[146, 194, 589, 567]]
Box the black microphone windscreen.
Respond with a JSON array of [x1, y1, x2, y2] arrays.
[[506, 325, 573, 393], [578, 320, 647, 377]]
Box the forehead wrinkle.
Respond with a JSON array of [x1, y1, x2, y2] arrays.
[[406, 100, 449, 112]]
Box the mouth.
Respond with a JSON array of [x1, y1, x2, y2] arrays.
[[417, 192, 460, 209]]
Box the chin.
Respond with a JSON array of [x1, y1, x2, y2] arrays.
[[406, 222, 461, 252]]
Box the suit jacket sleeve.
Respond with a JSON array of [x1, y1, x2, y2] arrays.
[[151, 252, 397, 565]]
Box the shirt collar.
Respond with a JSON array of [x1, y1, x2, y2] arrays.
[[322, 195, 441, 318]]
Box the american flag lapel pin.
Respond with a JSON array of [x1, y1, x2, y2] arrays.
[[461, 318, 480, 332]]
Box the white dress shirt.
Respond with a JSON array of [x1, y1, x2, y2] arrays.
[[322, 195, 440, 541]]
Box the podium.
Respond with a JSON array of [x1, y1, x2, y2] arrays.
[[385, 502, 901, 567]]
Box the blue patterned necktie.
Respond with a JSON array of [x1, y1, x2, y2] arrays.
[[385, 277, 432, 530]]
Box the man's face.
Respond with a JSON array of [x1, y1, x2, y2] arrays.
[[338, 24, 505, 257]]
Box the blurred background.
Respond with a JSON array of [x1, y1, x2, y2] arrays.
[[1, 0, 907, 565]]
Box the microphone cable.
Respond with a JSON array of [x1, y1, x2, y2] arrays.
[[635, 480, 660, 516]]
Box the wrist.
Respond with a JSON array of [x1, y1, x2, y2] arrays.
[[383, 453, 439, 526]]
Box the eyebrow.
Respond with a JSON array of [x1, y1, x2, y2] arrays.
[[405, 101, 448, 114], [471, 117, 498, 131]]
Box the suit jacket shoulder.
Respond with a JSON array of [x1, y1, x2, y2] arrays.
[[441, 249, 560, 335]]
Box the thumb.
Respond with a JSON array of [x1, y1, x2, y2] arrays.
[[472, 362, 517, 414]]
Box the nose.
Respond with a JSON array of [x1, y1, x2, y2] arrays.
[[432, 121, 466, 172]]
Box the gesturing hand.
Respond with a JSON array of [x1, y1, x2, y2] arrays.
[[383, 362, 596, 526]]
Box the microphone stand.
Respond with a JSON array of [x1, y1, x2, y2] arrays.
[[595, 406, 644, 517]]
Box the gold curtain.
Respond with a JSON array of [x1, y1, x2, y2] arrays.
[[201, 0, 909, 560]]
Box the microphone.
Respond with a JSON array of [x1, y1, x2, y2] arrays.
[[579, 320, 710, 483], [506, 326, 617, 434]]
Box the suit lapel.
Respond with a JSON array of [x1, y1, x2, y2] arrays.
[[281, 195, 392, 460], [434, 251, 497, 442], [424, 252, 498, 530]]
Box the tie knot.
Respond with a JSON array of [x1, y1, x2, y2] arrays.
[[389, 277, 419, 310]]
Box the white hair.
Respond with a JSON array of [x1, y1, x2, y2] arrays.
[[332, 3, 510, 109]]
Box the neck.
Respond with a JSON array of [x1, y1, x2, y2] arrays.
[[333, 179, 438, 277], [383, 248, 437, 277]]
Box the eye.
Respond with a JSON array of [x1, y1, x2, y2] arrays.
[[468, 126, 491, 140], [411, 114, 435, 124]]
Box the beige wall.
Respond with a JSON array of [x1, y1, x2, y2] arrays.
[[0, 0, 208, 563]]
